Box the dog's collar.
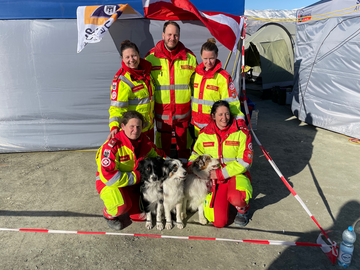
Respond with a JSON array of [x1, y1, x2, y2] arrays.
[[193, 171, 208, 180]]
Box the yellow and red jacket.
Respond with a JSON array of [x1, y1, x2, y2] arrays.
[[191, 60, 245, 130], [189, 119, 253, 183], [95, 130, 159, 194], [109, 58, 155, 133], [145, 41, 197, 125]]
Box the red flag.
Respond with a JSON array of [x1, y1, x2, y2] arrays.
[[143, 0, 243, 52]]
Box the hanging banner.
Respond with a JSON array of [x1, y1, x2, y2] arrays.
[[77, 4, 143, 53]]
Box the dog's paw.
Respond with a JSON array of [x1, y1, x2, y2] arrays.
[[145, 221, 153, 230], [165, 221, 173, 230], [156, 222, 164, 231], [176, 221, 184, 229], [199, 217, 208, 225]]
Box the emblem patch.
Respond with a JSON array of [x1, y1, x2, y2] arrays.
[[203, 142, 215, 147], [229, 82, 235, 90], [181, 65, 193, 70], [111, 90, 117, 100], [101, 158, 111, 167], [119, 155, 130, 162], [248, 143, 253, 151], [112, 82, 117, 90], [103, 149, 111, 158], [206, 85, 219, 91], [193, 83, 199, 88], [225, 141, 239, 146]]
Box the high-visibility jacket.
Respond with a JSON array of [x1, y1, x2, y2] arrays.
[[191, 60, 245, 130], [189, 119, 253, 203], [145, 41, 197, 125], [95, 130, 159, 215], [109, 58, 155, 132]]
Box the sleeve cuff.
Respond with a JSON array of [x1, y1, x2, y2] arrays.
[[111, 126, 119, 132], [216, 168, 225, 183]]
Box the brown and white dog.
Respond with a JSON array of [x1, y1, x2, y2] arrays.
[[182, 155, 220, 225], [162, 159, 187, 229]]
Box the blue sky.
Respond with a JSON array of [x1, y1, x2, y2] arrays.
[[245, 0, 318, 10]]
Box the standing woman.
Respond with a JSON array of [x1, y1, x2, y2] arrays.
[[188, 100, 253, 228], [96, 111, 161, 230], [108, 40, 155, 141], [191, 38, 246, 138]]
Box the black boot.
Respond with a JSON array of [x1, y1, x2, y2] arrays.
[[104, 216, 123, 230], [234, 211, 249, 227]]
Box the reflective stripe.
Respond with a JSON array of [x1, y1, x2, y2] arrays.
[[155, 84, 189, 91], [193, 121, 208, 129], [105, 171, 122, 186], [235, 114, 245, 120], [222, 157, 251, 170], [223, 96, 239, 103], [109, 117, 121, 124], [192, 98, 214, 106], [119, 75, 135, 88], [222, 167, 230, 179], [96, 176, 101, 181], [155, 111, 190, 121], [173, 111, 190, 120], [128, 97, 150, 106], [126, 172, 135, 185], [111, 101, 128, 108]]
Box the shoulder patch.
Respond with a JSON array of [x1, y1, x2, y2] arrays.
[[108, 138, 117, 148]]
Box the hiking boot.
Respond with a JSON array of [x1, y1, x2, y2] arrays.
[[234, 211, 249, 227], [104, 216, 123, 230]]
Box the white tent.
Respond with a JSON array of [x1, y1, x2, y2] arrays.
[[292, 0, 360, 139]]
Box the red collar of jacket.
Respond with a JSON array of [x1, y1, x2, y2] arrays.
[[195, 59, 222, 79], [154, 40, 188, 61], [200, 118, 238, 136], [115, 130, 151, 159], [121, 58, 152, 82]]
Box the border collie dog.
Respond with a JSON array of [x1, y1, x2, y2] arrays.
[[182, 155, 220, 225], [162, 159, 187, 230], [138, 156, 167, 230]]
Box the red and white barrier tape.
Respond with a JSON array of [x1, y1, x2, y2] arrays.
[[240, 21, 336, 257], [0, 227, 330, 248]]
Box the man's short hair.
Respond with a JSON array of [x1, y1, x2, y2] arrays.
[[163, 21, 180, 33]]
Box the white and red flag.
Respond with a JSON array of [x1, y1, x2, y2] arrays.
[[142, 0, 243, 52]]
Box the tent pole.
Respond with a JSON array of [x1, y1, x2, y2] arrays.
[[223, 50, 232, 70]]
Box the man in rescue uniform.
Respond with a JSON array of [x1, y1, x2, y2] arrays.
[[145, 21, 197, 163], [96, 111, 161, 230]]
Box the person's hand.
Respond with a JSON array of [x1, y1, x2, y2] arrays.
[[209, 169, 217, 180], [107, 129, 118, 141], [133, 157, 145, 183]]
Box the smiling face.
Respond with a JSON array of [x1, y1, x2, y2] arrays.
[[211, 105, 231, 130], [121, 118, 142, 140], [201, 50, 217, 71], [122, 48, 140, 69], [162, 24, 180, 51]]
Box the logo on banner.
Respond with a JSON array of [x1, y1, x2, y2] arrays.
[[101, 158, 111, 167], [297, 9, 312, 23], [91, 5, 120, 18], [356, 0, 360, 11]]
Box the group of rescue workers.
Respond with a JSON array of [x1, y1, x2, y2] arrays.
[[95, 21, 254, 231]]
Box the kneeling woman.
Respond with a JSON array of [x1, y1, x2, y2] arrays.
[[96, 111, 161, 230], [188, 100, 253, 227]]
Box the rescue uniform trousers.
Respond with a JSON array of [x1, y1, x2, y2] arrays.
[[212, 176, 250, 228]]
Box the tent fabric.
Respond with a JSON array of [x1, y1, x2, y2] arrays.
[[0, 0, 244, 19], [0, 19, 241, 153], [244, 23, 294, 89], [292, 0, 360, 139]]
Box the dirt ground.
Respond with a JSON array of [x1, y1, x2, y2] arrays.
[[1, 90, 359, 270]]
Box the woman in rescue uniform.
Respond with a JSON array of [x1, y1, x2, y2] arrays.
[[108, 40, 155, 142], [190, 38, 245, 138], [188, 100, 253, 227], [96, 111, 161, 230]]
